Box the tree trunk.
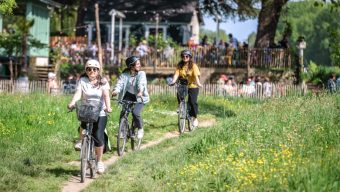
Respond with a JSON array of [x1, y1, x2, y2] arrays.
[[75, 0, 90, 36], [254, 0, 288, 48]]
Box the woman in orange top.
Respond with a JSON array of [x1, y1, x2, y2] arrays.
[[170, 49, 202, 127]]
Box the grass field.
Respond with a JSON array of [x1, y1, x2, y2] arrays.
[[0, 93, 339, 191]]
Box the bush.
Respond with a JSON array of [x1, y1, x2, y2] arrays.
[[305, 61, 340, 86], [59, 63, 83, 79]]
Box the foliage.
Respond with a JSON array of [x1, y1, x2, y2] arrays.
[[303, 61, 340, 86], [328, 25, 340, 66], [0, 0, 16, 14], [199, 0, 258, 20], [199, 27, 228, 44], [129, 35, 138, 47], [146, 34, 180, 50], [0, 16, 45, 56], [59, 63, 83, 79], [50, 3, 78, 36], [277, 1, 340, 66]]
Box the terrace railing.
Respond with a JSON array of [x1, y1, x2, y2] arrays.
[[114, 46, 292, 69], [0, 80, 306, 99], [61, 46, 292, 70]]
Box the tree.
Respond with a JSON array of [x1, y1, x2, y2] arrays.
[[0, 0, 16, 14], [276, 1, 340, 66], [0, 17, 45, 80], [201, 0, 339, 48], [255, 0, 289, 47], [200, 0, 289, 48]]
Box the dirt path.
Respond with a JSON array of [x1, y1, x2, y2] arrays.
[[62, 118, 216, 192]]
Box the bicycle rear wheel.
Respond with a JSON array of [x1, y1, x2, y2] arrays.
[[178, 101, 186, 134], [117, 118, 128, 156], [80, 137, 89, 183], [89, 139, 96, 178]]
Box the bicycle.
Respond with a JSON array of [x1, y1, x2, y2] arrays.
[[70, 100, 102, 183], [113, 99, 143, 156], [171, 82, 194, 134]]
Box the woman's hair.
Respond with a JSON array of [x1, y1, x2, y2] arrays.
[[80, 73, 106, 88], [177, 59, 193, 71]]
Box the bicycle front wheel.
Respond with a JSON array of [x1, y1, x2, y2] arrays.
[[178, 101, 186, 134], [89, 139, 96, 178], [80, 137, 89, 183], [117, 118, 128, 156]]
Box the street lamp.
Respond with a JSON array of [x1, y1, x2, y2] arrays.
[[296, 36, 307, 84]]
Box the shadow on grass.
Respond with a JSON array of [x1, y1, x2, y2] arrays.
[[46, 167, 79, 177]]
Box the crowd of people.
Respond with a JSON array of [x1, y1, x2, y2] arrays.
[[50, 32, 290, 70], [216, 74, 273, 98]]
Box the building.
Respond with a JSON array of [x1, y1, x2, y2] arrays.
[[81, 0, 203, 48], [0, 0, 60, 79]]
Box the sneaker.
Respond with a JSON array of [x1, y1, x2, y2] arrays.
[[137, 128, 144, 139], [193, 118, 199, 127], [97, 161, 105, 174], [74, 140, 81, 151]]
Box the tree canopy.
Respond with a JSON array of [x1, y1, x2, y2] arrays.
[[276, 1, 340, 66], [0, 0, 16, 14]]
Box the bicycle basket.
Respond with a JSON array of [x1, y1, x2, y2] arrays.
[[76, 100, 102, 123]]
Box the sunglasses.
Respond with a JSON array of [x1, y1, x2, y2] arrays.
[[182, 55, 190, 59], [86, 67, 99, 72]]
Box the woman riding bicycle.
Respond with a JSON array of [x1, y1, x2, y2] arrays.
[[67, 59, 112, 174], [169, 49, 202, 127], [111, 56, 149, 139]]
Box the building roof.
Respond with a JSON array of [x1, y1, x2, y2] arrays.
[[38, 0, 61, 8], [84, 0, 203, 24]]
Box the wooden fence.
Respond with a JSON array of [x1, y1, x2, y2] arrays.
[[1, 80, 307, 99], [148, 83, 307, 99]]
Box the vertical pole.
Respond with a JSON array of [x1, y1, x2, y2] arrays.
[[111, 12, 115, 64], [125, 27, 130, 50], [87, 24, 93, 47], [119, 17, 123, 51], [155, 13, 159, 48], [95, 3, 103, 72]]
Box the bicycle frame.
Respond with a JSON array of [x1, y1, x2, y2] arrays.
[[115, 99, 142, 156], [176, 83, 194, 134], [80, 122, 97, 183]]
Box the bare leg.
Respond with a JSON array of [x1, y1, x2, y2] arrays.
[[95, 146, 104, 162]]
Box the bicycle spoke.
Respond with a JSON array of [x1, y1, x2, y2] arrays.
[[117, 118, 128, 156], [89, 139, 96, 178], [80, 137, 89, 183], [178, 101, 186, 134]]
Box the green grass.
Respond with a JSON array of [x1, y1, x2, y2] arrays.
[[1, 93, 339, 191], [84, 94, 340, 192], [0, 93, 230, 191]]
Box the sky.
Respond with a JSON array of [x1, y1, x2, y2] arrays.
[[202, 16, 258, 43]]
